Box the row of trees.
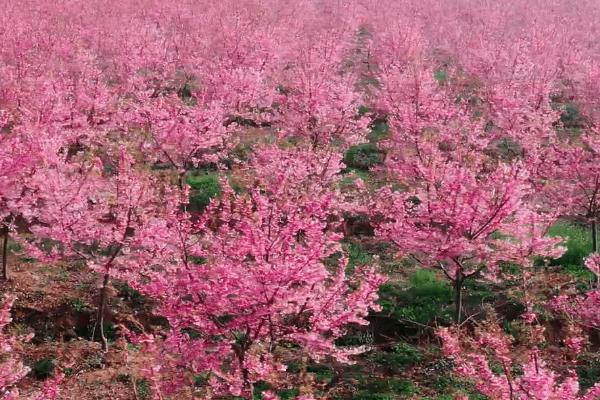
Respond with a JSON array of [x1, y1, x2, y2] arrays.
[[1, 0, 600, 398]]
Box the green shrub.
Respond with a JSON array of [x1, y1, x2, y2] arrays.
[[345, 241, 374, 274], [362, 378, 418, 396], [250, 382, 301, 400], [434, 69, 449, 85], [136, 378, 151, 400], [194, 372, 210, 387], [278, 388, 300, 400], [368, 121, 389, 142], [115, 281, 148, 308], [252, 381, 272, 399], [104, 322, 118, 341], [286, 361, 301, 373], [353, 392, 395, 400], [560, 103, 584, 129], [32, 356, 55, 380], [378, 270, 453, 326], [177, 82, 196, 105], [186, 173, 222, 212], [495, 137, 523, 160], [368, 343, 422, 373], [181, 327, 203, 339], [430, 373, 488, 399], [358, 105, 371, 116], [306, 363, 335, 383], [69, 298, 86, 312], [578, 357, 600, 390], [335, 330, 373, 346], [462, 278, 496, 306], [344, 143, 384, 170], [562, 264, 595, 288], [189, 255, 207, 265]]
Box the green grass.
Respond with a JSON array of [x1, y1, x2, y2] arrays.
[[378, 269, 453, 326], [186, 172, 222, 212], [547, 220, 592, 267], [541, 220, 596, 287], [136, 378, 151, 400], [306, 363, 335, 383], [338, 170, 371, 191], [368, 121, 389, 142], [345, 241, 375, 274], [577, 357, 600, 390], [367, 343, 423, 374], [277, 388, 300, 400], [430, 373, 488, 400], [434, 69, 448, 85], [32, 356, 55, 380], [344, 143, 384, 170], [69, 298, 86, 312], [354, 378, 418, 399]]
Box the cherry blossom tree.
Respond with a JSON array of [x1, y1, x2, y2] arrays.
[[539, 133, 600, 258], [371, 52, 564, 323], [551, 253, 600, 329], [25, 150, 178, 351], [373, 158, 563, 323], [137, 160, 384, 397], [438, 315, 600, 400]]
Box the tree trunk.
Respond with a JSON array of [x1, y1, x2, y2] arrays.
[[592, 219, 597, 252], [1, 226, 8, 281], [454, 275, 463, 324], [233, 339, 255, 399], [92, 272, 110, 351], [593, 219, 599, 287]]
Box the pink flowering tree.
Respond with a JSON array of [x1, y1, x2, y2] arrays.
[[374, 159, 562, 323], [551, 253, 600, 329], [0, 78, 65, 280], [0, 129, 37, 280], [25, 150, 178, 351], [371, 59, 564, 323], [438, 315, 600, 400], [272, 8, 370, 151], [539, 132, 600, 261], [137, 167, 384, 397]]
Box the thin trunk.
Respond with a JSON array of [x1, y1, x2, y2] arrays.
[[592, 219, 597, 252], [92, 272, 110, 351], [454, 275, 463, 324], [502, 362, 515, 400], [237, 352, 252, 399], [593, 220, 599, 287], [132, 375, 139, 400], [248, 381, 254, 400], [91, 240, 124, 352], [1, 226, 8, 280]]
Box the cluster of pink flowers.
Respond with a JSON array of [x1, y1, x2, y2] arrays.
[[438, 322, 600, 400]]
